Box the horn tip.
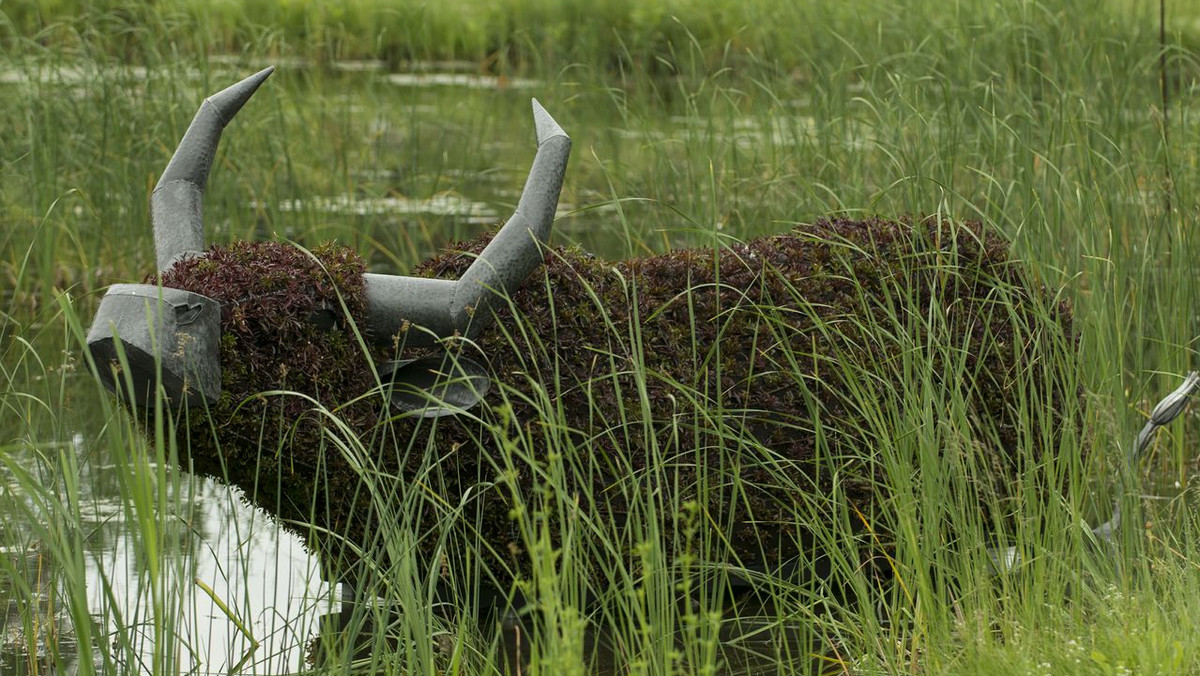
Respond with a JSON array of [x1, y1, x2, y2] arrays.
[[531, 98, 568, 145], [207, 66, 276, 126], [248, 66, 276, 88]]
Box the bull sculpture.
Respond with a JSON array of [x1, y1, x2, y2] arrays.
[[87, 68, 1081, 591]]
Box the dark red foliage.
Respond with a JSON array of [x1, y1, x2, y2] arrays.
[[406, 216, 1078, 581], [155, 241, 384, 541], [145, 219, 1078, 589]]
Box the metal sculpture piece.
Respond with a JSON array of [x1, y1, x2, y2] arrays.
[[86, 69, 1083, 590], [87, 69, 278, 408], [87, 66, 570, 411]]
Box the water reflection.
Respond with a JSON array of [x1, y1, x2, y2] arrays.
[[382, 72, 539, 90], [0, 60, 537, 92], [0, 543, 87, 675], [265, 193, 500, 224], [96, 480, 329, 673], [0, 437, 328, 672]]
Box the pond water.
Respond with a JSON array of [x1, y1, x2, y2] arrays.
[[0, 430, 329, 673]]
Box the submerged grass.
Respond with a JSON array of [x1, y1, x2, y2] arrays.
[[2, 0, 1200, 673]]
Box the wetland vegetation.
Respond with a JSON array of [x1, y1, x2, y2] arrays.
[[2, 0, 1200, 673]]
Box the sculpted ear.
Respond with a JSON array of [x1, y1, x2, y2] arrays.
[[383, 354, 490, 418]]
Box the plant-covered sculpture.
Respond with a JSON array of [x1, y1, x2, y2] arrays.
[[87, 68, 1079, 590]]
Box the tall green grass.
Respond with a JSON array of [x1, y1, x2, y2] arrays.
[[2, 0, 1200, 673], [2, 0, 1193, 77]]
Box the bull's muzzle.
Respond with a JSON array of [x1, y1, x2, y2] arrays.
[[87, 284, 221, 408]]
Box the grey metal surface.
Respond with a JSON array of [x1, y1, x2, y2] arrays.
[[89, 69, 275, 408], [363, 98, 571, 345], [1090, 370, 1200, 545], [86, 284, 222, 407], [383, 355, 491, 417], [151, 67, 274, 272], [361, 275, 460, 346], [987, 371, 1199, 574], [450, 100, 571, 337]]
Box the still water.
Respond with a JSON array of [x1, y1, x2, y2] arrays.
[[0, 431, 329, 673]]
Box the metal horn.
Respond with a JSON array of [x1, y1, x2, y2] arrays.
[[363, 99, 571, 346], [86, 68, 273, 408], [151, 66, 274, 272]]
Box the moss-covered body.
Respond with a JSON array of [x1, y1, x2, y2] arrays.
[[159, 217, 1075, 587]]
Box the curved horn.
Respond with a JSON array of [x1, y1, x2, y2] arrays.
[[86, 68, 274, 408], [363, 99, 571, 345], [450, 100, 570, 334], [151, 66, 274, 272]]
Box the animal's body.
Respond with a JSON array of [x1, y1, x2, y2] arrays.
[[156, 217, 1074, 586], [87, 68, 1077, 589]]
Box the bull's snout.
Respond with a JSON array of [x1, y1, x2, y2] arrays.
[[87, 284, 221, 408]]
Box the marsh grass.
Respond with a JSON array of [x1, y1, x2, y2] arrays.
[[290, 213, 1094, 676], [3, 0, 1200, 673]]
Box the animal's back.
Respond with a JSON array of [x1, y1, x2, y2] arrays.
[[400, 216, 1075, 581]]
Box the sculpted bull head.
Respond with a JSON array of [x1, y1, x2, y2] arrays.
[[86, 67, 570, 411]]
